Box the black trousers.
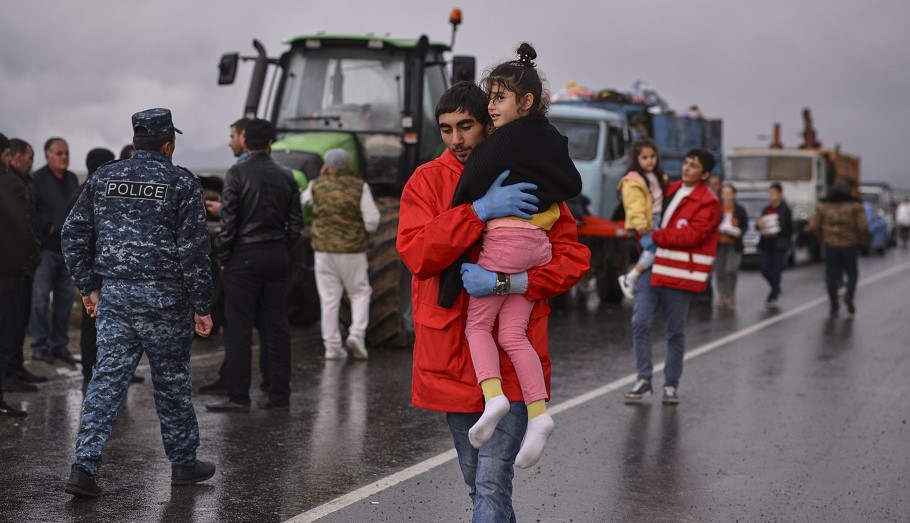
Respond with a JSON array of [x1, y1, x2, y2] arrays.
[[0, 276, 25, 398], [4, 276, 31, 377], [223, 243, 291, 405], [824, 245, 858, 309]]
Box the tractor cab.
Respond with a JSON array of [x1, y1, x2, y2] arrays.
[[219, 34, 472, 196], [217, 14, 475, 347]]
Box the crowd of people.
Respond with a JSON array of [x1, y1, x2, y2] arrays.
[[0, 40, 894, 520]]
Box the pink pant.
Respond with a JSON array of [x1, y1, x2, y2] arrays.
[[465, 227, 552, 404]]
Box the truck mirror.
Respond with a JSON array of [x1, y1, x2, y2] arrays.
[[452, 55, 475, 83], [218, 53, 239, 85]]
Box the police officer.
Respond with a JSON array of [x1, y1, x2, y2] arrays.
[[61, 108, 215, 497]]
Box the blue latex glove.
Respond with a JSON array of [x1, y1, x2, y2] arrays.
[[472, 170, 539, 222], [460, 263, 495, 297], [639, 232, 655, 251]]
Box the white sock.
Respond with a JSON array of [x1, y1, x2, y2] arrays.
[[468, 395, 510, 449], [515, 413, 555, 468]]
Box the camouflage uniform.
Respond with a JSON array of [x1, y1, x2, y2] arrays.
[[62, 108, 212, 475], [309, 166, 371, 253]]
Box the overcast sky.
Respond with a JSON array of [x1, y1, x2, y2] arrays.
[[2, 0, 907, 188]]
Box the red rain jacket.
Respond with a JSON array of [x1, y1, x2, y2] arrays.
[[651, 180, 721, 293], [397, 149, 591, 413]]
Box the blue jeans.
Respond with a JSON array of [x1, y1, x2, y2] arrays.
[[631, 270, 692, 387], [447, 402, 527, 523], [29, 250, 74, 356], [759, 247, 787, 300]]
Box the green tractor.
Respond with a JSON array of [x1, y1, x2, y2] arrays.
[[217, 11, 475, 347]]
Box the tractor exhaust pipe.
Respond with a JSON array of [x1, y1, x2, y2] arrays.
[[244, 39, 269, 119]]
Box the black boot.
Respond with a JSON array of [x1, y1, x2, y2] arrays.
[[0, 400, 27, 417], [171, 460, 216, 486], [64, 468, 101, 498]]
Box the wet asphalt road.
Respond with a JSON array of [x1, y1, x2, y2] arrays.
[[1, 249, 909, 522]]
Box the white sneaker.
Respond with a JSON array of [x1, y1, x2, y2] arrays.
[[618, 274, 636, 300], [324, 347, 347, 360], [345, 336, 368, 360]]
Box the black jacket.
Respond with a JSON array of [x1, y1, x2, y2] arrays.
[[218, 152, 304, 263], [28, 165, 79, 253], [758, 200, 793, 251], [0, 169, 40, 276]]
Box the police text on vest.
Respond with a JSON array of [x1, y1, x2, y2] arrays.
[[105, 181, 169, 201]]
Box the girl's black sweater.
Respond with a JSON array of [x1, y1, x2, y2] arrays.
[[437, 114, 582, 307]]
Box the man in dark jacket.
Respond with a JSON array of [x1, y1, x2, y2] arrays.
[[807, 180, 867, 315], [206, 119, 303, 412], [757, 182, 793, 308], [28, 137, 81, 364], [1, 132, 41, 416], [4, 138, 46, 390]]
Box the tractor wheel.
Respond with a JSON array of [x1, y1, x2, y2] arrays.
[[364, 197, 414, 348]]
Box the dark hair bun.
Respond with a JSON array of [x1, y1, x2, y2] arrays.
[[516, 42, 537, 66]]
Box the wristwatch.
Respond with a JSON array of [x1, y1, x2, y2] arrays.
[[493, 272, 511, 295]]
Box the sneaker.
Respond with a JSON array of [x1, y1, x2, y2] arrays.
[[623, 379, 652, 400], [844, 296, 855, 315], [171, 460, 216, 486], [324, 347, 347, 360], [64, 468, 101, 498], [345, 336, 368, 360], [764, 298, 778, 309], [618, 274, 636, 300], [662, 385, 680, 405], [32, 351, 55, 364], [13, 368, 48, 383]]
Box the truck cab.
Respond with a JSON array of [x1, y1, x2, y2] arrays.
[[725, 148, 859, 261], [548, 105, 629, 218], [545, 105, 633, 303]]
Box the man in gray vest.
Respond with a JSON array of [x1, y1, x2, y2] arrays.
[[302, 148, 380, 359]]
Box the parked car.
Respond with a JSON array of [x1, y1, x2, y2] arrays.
[[862, 201, 889, 256]]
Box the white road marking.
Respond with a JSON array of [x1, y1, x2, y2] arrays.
[[280, 260, 910, 522]]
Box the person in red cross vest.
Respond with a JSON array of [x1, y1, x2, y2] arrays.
[[623, 148, 721, 405]]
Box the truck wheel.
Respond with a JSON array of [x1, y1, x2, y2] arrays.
[[364, 197, 414, 348]]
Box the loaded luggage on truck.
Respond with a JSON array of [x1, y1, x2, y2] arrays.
[[548, 81, 722, 302]]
